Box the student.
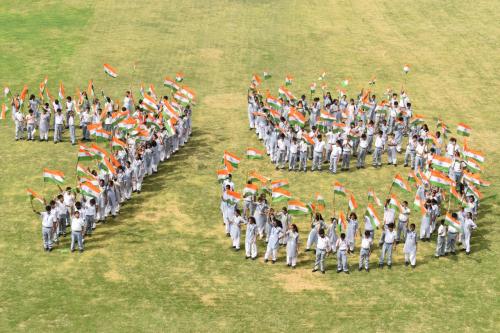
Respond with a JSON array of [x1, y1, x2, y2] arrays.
[[56, 194, 68, 237], [14, 108, 25, 141], [53, 108, 64, 143], [356, 133, 368, 169], [379, 223, 396, 269], [396, 201, 410, 243], [346, 212, 359, 253], [85, 198, 97, 236], [70, 211, 85, 253], [311, 134, 325, 171], [420, 202, 432, 241], [445, 213, 460, 255], [254, 195, 268, 239], [404, 134, 417, 168], [305, 213, 325, 251], [327, 217, 338, 253], [288, 137, 299, 171], [275, 133, 286, 169], [39, 105, 50, 141], [335, 233, 349, 273], [414, 138, 427, 171], [358, 230, 372, 271], [245, 216, 258, 260], [463, 212, 477, 255], [277, 207, 291, 245], [264, 219, 282, 263], [312, 228, 330, 274], [435, 220, 447, 257], [329, 139, 342, 174], [372, 130, 383, 167], [230, 209, 245, 251], [386, 133, 397, 166], [341, 136, 353, 171], [26, 110, 36, 141], [404, 223, 418, 268], [298, 137, 308, 172], [68, 110, 76, 145], [286, 224, 299, 268], [33, 205, 55, 252]]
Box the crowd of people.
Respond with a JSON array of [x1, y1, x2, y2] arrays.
[[215, 77, 486, 274], [23, 82, 194, 253]]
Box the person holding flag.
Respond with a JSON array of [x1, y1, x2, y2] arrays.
[[403, 223, 418, 268]]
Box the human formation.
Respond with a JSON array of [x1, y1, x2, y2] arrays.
[[9, 67, 195, 253], [216, 70, 489, 274]]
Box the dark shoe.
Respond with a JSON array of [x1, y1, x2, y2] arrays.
[[337, 269, 341, 273], [405, 261, 409, 266], [365, 268, 369, 272], [344, 271, 350, 274], [358, 267, 362, 271], [387, 265, 392, 269], [379, 263, 383, 268], [321, 271, 325, 274], [411, 265, 416, 269], [312, 268, 318, 272], [251, 257, 257, 260], [271, 260, 276, 264], [245, 256, 250, 259], [264, 259, 268, 263]]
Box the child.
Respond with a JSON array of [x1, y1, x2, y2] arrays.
[[33, 205, 55, 252], [372, 130, 383, 167], [306, 213, 325, 251], [53, 108, 64, 143], [26, 110, 36, 141], [311, 134, 325, 171], [264, 219, 282, 263], [335, 233, 349, 273], [298, 138, 308, 172], [230, 209, 245, 251], [396, 201, 410, 243], [39, 105, 50, 141], [346, 212, 358, 253], [358, 230, 372, 271], [420, 202, 432, 241], [312, 228, 330, 274], [275, 133, 286, 169], [329, 140, 342, 174], [327, 217, 338, 253], [404, 223, 418, 268], [379, 223, 396, 269], [386, 133, 397, 166], [435, 220, 447, 257], [445, 213, 459, 255], [68, 110, 76, 145], [85, 198, 96, 236], [288, 137, 298, 171], [70, 211, 85, 253], [463, 212, 477, 255], [356, 133, 368, 169], [404, 134, 417, 168], [286, 224, 299, 268], [341, 137, 353, 171], [245, 217, 258, 260]]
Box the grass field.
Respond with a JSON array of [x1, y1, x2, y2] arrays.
[[1, 0, 499, 331]]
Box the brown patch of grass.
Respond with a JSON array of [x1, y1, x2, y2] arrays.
[[203, 93, 244, 110], [199, 48, 223, 61]]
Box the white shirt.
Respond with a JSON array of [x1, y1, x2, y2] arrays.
[[336, 238, 348, 251], [437, 225, 446, 237], [316, 236, 330, 250], [398, 206, 410, 222], [55, 113, 64, 125], [331, 145, 342, 157], [63, 192, 74, 207], [375, 136, 384, 148], [277, 139, 286, 151], [41, 212, 54, 228], [314, 141, 325, 153], [384, 208, 395, 224], [416, 143, 426, 157], [71, 217, 85, 232], [384, 230, 396, 243], [289, 142, 298, 154], [68, 115, 74, 126], [299, 141, 308, 152], [85, 202, 96, 216], [66, 101, 74, 112], [361, 236, 372, 249]]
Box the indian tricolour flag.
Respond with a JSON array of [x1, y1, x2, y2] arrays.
[[175, 72, 184, 82], [393, 174, 411, 192], [98, 158, 117, 176], [76, 163, 91, 178], [223, 151, 241, 168], [465, 182, 483, 200], [174, 91, 190, 106], [457, 123, 471, 136], [367, 189, 382, 206], [320, 111, 335, 122], [348, 193, 358, 211], [26, 188, 44, 204], [179, 86, 196, 101], [285, 75, 293, 86], [164, 118, 176, 137], [464, 158, 482, 173], [302, 133, 315, 145], [248, 171, 269, 184], [428, 169, 454, 189], [271, 179, 289, 190], [445, 213, 462, 232], [243, 183, 259, 197], [407, 171, 422, 187], [263, 71, 272, 79], [1, 104, 7, 120], [95, 129, 111, 142], [251, 74, 262, 86], [278, 86, 296, 101], [410, 114, 425, 126], [79, 181, 101, 198], [332, 122, 346, 133], [163, 101, 180, 120], [272, 188, 292, 203], [103, 63, 118, 78], [333, 182, 347, 196], [246, 148, 264, 160], [117, 118, 137, 131], [310, 83, 317, 93], [288, 109, 305, 128], [463, 145, 485, 163], [431, 155, 452, 172], [78, 145, 94, 161], [337, 211, 347, 232], [340, 79, 349, 87], [43, 168, 65, 185], [217, 169, 230, 182], [450, 186, 466, 206], [288, 200, 310, 216], [266, 93, 282, 109], [365, 204, 381, 229], [225, 190, 242, 205], [315, 193, 326, 211], [164, 77, 179, 91], [142, 94, 158, 112], [389, 194, 403, 211], [90, 144, 108, 160], [112, 136, 127, 150], [111, 111, 129, 128], [463, 171, 490, 187]]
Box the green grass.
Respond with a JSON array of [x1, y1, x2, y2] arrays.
[[0, 0, 499, 331]]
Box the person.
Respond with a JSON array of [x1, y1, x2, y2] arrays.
[[288, 137, 299, 171], [463, 212, 477, 255], [327, 217, 338, 253], [372, 130, 383, 167], [404, 223, 418, 268], [358, 230, 372, 271], [335, 233, 349, 274], [26, 109, 36, 141], [56, 194, 68, 237], [404, 134, 417, 168], [379, 223, 396, 269], [245, 216, 258, 260], [346, 212, 358, 253], [356, 133, 368, 169], [445, 213, 460, 255], [230, 209, 245, 251], [396, 201, 410, 243], [312, 228, 330, 274], [329, 139, 342, 174], [68, 110, 76, 145], [53, 108, 64, 143], [414, 138, 427, 171], [298, 137, 308, 172], [84, 198, 97, 236], [305, 213, 325, 251], [386, 133, 397, 166], [264, 219, 282, 263], [311, 134, 325, 171], [420, 202, 432, 241], [286, 224, 299, 268], [341, 136, 352, 171], [33, 205, 55, 252], [70, 211, 85, 253], [435, 220, 447, 257], [39, 105, 50, 141], [14, 108, 25, 141], [275, 133, 286, 169]]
